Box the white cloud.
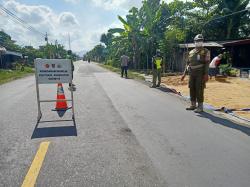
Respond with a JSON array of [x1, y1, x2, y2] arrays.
[[59, 12, 79, 27], [76, 20, 122, 51], [0, 0, 142, 52], [91, 0, 142, 11], [63, 0, 80, 4], [90, 0, 179, 11], [0, 0, 83, 51]]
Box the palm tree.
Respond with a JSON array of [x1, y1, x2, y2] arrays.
[[117, 7, 142, 69]]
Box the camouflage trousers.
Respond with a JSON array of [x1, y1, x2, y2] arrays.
[[152, 68, 161, 86]]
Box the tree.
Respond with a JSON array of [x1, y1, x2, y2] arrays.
[[84, 44, 105, 63], [0, 30, 21, 52], [139, 0, 162, 63], [86, 0, 250, 72], [0, 30, 77, 67], [188, 0, 250, 40], [217, 0, 250, 39], [117, 7, 142, 69]]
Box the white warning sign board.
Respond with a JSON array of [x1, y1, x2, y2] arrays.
[[35, 59, 72, 84]]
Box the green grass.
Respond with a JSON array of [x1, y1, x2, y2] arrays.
[[98, 64, 145, 80], [0, 67, 34, 85]]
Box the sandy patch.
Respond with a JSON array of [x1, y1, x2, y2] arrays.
[[162, 76, 250, 119]]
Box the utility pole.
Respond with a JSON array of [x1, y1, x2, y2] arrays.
[[55, 40, 58, 58], [45, 32, 48, 45], [68, 33, 71, 51], [45, 32, 53, 59]]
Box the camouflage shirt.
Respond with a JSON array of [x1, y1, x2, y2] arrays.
[[185, 48, 210, 75]]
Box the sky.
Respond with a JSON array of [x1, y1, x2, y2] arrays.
[[1, 0, 248, 55], [0, 0, 146, 54]]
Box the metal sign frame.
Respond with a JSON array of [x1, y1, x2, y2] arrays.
[[34, 59, 75, 123]]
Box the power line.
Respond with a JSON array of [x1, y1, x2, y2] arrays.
[[0, 4, 64, 49], [0, 4, 46, 37], [203, 8, 250, 27], [0, 4, 45, 36], [1, 13, 38, 37]]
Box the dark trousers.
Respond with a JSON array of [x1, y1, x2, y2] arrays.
[[69, 70, 74, 86], [121, 66, 128, 77], [189, 71, 205, 103]]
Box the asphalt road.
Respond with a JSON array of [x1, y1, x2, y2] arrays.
[[0, 61, 250, 187]]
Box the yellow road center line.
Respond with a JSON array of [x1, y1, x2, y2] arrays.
[[21, 141, 50, 187]]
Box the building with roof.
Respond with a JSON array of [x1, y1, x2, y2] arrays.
[[219, 39, 250, 68], [171, 42, 223, 72], [0, 46, 23, 69], [172, 39, 250, 72]]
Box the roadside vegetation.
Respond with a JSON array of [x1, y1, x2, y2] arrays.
[[0, 30, 78, 67], [0, 31, 78, 84], [99, 64, 145, 80], [0, 65, 34, 85], [84, 0, 249, 72], [85, 0, 250, 121]]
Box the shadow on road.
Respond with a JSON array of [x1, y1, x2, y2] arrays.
[[57, 110, 67, 117], [198, 112, 250, 136], [157, 86, 181, 95], [31, 119, 77, 139]]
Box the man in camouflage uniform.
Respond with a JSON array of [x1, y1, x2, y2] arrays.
[[151, 50, 163, 88], [181, 34, 210, 113]]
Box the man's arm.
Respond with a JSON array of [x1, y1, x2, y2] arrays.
[[181, 55, 190, 81], [203, 50, 210, 82], [151, 57, 154, 70], [181, 64, 189, 81]]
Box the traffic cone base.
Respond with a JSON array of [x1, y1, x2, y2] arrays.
[[55, 83, 69, 111]]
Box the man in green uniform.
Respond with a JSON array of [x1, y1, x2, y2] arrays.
[[151, 50, 163, 88], [181, 34, 210, 113]]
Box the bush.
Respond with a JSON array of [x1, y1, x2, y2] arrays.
[[24, 66, 34, 73], [105, 59, 120, 67], [219, 64, 232, 76], [219, 64, 240, 77], [11, 62, 22, 70], [106, 59, 113, 66], [228, 68, 239, 77]]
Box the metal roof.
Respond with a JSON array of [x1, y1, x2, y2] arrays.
[[219, 39, 250, 46], [179, 42, 223, 49], [5, 50, 22, 57], [0, 46, 22, 57]]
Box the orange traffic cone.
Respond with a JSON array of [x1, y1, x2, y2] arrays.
[[55, 83, 68, 111]]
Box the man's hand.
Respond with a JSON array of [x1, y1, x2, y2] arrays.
[[203, 74, 209, 82], [181, 75, 185, 81]]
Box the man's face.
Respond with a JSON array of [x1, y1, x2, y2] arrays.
[[194, 41, 203, 48]]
